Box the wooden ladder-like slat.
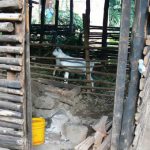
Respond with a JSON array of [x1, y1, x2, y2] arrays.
[[0, 0, 30, 149]]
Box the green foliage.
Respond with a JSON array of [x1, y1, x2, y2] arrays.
[[58, 10, 83, 31], [109, 0, 135, 27]]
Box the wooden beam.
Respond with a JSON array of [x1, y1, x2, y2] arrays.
[[70, 0, 74, 33], [102, 0, 110, 47], [0, 35, 22, 43], [111, 0, 131, 149], [119, 0, 148, 149], [0, 0, 22, 10], [0, 22, 14, 32], [0, 46, 23, 54], [0, 13, 22, 21]]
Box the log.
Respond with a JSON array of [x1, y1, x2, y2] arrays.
[[0, 121, 22, 130], [0, 109, 22, 118], [111, 0, 131, 149], [0, 22, 14, 32], [97, 133, 111, 150], [0, 46, 23, 54], [0, 134, 23, 150], [0, 127, 23, 137], [143, 46, 150, 55], [0, 35, 22, 43], [0, 100, 22, 111], [0, 116, 23, 125], [119, 0, 148, 148], [144, 51, 150, 66], [75, 136, 94, 150], [0, 87, 23, 95], [0, 13, 22, 21], [92, 116, 108, 150], [0, 92, 23, 103], [0, 57, 22, 66], [0, 64, 21, 72], [0, 0, 22, 9], [0, 79, 22, 89]]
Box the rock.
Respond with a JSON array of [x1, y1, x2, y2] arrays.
[[61, 123, 88, 145], [33, 92, 58, 110], [46, 110, 69, 135]]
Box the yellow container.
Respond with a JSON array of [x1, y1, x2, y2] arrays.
[[32, 118, 46, 146]]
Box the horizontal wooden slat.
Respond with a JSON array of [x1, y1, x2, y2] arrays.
[[0, 109, 22, 118], [0, 22, 14, 32], [0, 121, 22, 130], [0, 127, 23, 137], [0, 87, 23, 95], [0, 79, 22, 89], [0, 134, 23, 150], [0, 0, 22, 10], [0, 57, 22, 66], [0, 35, 22, 43], [0, 116, 24, 125], [0, 64, 21, 71], [0, 92, 23, 103], [0, 46, 23, 54], [0, 13, 22, 21], [0, 100, 22, 111]]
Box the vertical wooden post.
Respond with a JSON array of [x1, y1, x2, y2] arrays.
[[102, 0, 110, 48], [40, 0, 46, 43], [119, 0, 148, 149], [29, 0, 32, 27], [70, 0, 74, 33], [111, 0, 131, 149], [26, 1, 32, 149], [84, 0, 91, 88]]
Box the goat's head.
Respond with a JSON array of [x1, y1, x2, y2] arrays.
[[52, 47, 63, 56]]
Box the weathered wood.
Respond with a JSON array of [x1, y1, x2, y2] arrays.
[[0, 127, 23, 137], [92, 116, 108, 150], [0, 57, 22, 66], [111, 0, 131, 149], [0, 0, 22, 10], [143, 46, 150, 55], [0, 46, 23, 54], [120, 0, 148, 149], [0, 92, 23, 103], [0, 79, 22, 89], [0, 22, 14, 32], [97, 133, 111, 150], [0, 64, 21, 72], [75, 136, 94, 150], [0, 116, 23, 125], [0, 100, 22, 111], [0, 35, 22, 43], [139, 78, 145, 90], [0, 109, 22, 118], [0, 87, 23, 95], [0, 134, 23, 149], [0, 121, 22, 130], [144, 51, 150, 66], [0, 13, 22, 21]]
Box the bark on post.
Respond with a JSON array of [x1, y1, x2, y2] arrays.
[[119, 0, 148, 149], [111, 0, 131, 149]]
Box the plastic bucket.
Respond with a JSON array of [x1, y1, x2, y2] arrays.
[[32, 118, 46, 145]]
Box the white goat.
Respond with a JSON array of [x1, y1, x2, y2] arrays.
[[52, 47, 95, 87]]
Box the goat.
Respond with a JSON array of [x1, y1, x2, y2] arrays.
[[52, 47, 95, 87]]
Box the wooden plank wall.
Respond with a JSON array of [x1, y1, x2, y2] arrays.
[[0, 0, 31, 149]]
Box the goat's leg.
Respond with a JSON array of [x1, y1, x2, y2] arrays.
[[53, 66, 58, 76], [90, 74, 94, 88], [64, 71, 69, 84]]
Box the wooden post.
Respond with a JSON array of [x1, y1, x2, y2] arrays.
[[70, 0, 74, 33], [119, 0, 148, 149], [40, 0, 46, 43], [111, 0, 131, 149], [26, 1, 32, 149], [84, 0, 91, 88], [102, 0, 110, 47]]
